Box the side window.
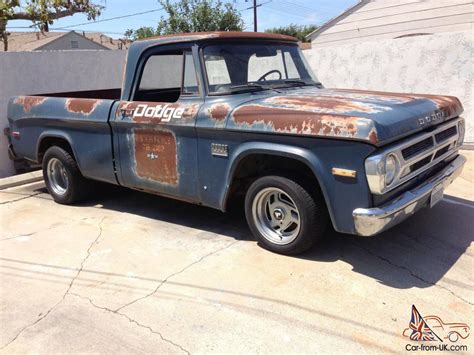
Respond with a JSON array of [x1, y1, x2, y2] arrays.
[[182, 51, 199, 95], [139, 54, 182, 90], [205, 56, 231, 85], [135, 51, 198, 103]]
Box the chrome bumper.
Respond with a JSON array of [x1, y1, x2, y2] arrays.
[[353, 155, 466, 236]]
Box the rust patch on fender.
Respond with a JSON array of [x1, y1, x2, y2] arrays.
[[14, 96, 47, 113], [208, 103, 231, 121], [134, 129, 178, 185], [268, 96, 383, 114], [336, 89, 463, 118], [368, 128, 378, 144], [65, 98, 102, 115], [232, 104, 372, 141]]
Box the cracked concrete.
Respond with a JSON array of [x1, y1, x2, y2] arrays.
[[0, 151, 472, 353]]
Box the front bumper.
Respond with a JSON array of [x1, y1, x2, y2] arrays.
[[353, 154, 466, 236]]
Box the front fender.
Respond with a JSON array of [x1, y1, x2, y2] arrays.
[[221, 141, 337, 226], [219, 138, 376, 234]]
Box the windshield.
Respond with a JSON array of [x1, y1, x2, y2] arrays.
[[203, 43, 320, 95]]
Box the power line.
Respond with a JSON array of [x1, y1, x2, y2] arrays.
[[265, 4, 310, 19], [50, 8, 164, 31]]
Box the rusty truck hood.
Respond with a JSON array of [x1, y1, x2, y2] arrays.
[[226, 87, 463, 146]]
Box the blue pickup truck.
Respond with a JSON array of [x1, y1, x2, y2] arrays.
[[6, 32, 466, 254]]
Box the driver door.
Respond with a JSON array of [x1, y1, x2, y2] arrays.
[[112, 48, 202, 202]]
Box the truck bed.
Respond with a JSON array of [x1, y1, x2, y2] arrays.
[[7, 90, 120, 184]]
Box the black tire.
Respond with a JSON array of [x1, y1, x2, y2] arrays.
[[42, 146, 92, 204], [244, 175, 328, 255]]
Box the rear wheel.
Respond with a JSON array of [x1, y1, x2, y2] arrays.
[[245, 175, 328, 255], [42, 146, 92, 204]]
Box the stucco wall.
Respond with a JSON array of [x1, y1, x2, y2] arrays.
[[0, 50, 126, 177], [304, 30, 473, 143]]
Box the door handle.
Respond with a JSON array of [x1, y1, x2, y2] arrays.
[[119, 108, 134, 120]]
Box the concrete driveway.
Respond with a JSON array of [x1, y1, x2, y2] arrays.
[[1, 152, 473, 353]]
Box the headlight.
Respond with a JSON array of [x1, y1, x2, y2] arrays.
[[385, 154, 398, 186], [365, 152, 400, 194]]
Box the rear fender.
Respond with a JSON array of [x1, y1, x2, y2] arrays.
[[37, 131, 80, 169]]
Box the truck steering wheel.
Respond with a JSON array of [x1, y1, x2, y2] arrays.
[[257, 69, 282, 81]]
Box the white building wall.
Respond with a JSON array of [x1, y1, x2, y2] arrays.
[[311, 0, 473, 47], [304, 30, 473, 144], [0, 50, 126, 177]]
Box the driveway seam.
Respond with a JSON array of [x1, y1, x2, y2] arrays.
[[352, 242, 473, 306], [0, 192, 42, 205], [69, 293, 190, 354], [115, 239, 240, 313], [0, 217, 106, 350]]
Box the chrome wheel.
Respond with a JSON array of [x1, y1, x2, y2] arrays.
[[252, 187, 301, 245], [47, 158, 69, 196]]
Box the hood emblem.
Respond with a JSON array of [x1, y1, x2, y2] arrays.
[[418, 109, 446, 127]]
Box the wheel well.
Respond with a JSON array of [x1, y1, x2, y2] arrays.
[[226, 153, 321, 206], [37, 137, 74, 163]]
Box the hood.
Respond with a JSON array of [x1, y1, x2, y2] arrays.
[[226, 87, 463, 146]]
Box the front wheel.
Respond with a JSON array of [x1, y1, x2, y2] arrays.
[[245, 176, 328, 255]]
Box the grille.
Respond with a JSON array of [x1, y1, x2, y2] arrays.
[[433, 145, 450, 160], [366, 118, 462, 195], [409, 156, 432, 173], [402, 137, 433, 160], [435, 126, 457, 143]]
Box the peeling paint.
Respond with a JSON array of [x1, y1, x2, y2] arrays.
[[65, 98, 103, 115], [335, 89, 463, 118], [231, 104, 375, 141], [368, 128, 378, 144], [138, 31, 298, 44], [133, 128, 178, 185], [208, 103, 231, 121], [13, 96, 47, 113], [266, 95, 389, 114]]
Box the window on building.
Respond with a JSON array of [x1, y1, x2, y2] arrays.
[[70, 41, 79, 49]]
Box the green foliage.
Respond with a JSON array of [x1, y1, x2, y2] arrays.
[[0, 0, 103, 51], [126, 0, 244, 40], [265, 24, 318, 42], [124, 26, 156, 41]]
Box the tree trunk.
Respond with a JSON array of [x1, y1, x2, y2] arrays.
[[0, 19, 8, 52]]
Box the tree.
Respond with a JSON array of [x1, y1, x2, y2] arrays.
[[124, 26, 156, 41], [126, 0, 244, 41], [0, 0, 103, 51], [265, 24, 318, 42]]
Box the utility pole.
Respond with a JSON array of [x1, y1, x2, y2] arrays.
[[245, 0, 270, 32], [253, 0, 258, 32]]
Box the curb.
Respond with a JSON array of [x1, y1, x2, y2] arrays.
[[0, 170, 43, 190]]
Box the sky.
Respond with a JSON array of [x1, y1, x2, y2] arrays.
[[6, 0, 357, 38]]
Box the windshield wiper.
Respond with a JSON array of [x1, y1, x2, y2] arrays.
[[283, 79, 308, 86], [272, 80, 322, 89], [229, 83, 268, 92]]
